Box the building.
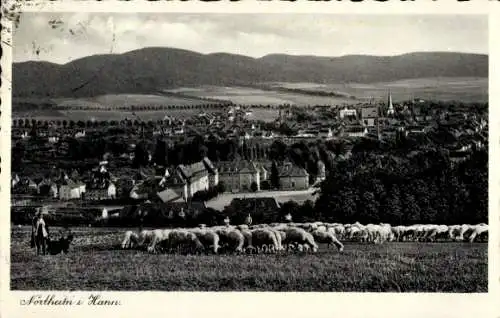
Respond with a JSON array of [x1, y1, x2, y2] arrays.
[[279, 162, 309, 190], [176, 157, 219, 198], [344, 126, 368, 138], [59, 179, 86, 200], [217, 160, 261, 192], [361, 106, 379, 127], [156, 187, 186, 203], [37, 179, 58, 198], [387, 91, 395, 116], [339, 107, 357, 119]]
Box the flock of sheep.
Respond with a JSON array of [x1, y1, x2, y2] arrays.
[[120, 222, 489, 255]]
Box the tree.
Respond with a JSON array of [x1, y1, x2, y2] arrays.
[[381, 185, 403, 224], [153, 138, 167, 166], [270, 161, 280, 190], [216, 182, 226, 194], [260, 180, 271, 190], [133, 143, 149, 168], [250, 181, 258, 192]]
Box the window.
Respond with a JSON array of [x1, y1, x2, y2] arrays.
[[292, 181, 295, 188]]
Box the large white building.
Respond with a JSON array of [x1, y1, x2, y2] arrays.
[[339, 107, 357, 119]]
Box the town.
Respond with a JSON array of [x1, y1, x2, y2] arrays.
[[11, 92, 488, 228]]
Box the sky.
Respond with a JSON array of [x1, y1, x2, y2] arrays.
[[13, 13, 488, 64]]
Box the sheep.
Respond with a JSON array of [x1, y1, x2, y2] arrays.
[[147, 229, 171, 254], [251, 228, 279, 254], [191, 228, 220, 254], [121, 230, 139, 249], [281, 227, 318, 253], [215, 227, 245, 254], [168, 229, 204, 254], [312, 229, 344, 252]]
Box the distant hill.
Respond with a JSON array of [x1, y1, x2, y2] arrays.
[[13, 48, 488, 98]]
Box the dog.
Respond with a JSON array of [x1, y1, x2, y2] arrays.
[[46, 234, 74, 255]]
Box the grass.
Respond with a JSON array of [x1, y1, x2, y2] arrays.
[[10, 226, 487, 292], [164, 86, 357, 106], [266, 77, 488, 103], [54, 94, 209, 108]]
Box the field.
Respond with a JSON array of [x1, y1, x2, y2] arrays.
[[10, 226, 487, 292], [164, 86, 357, 106], [12, 109, 223, 122], [12, 77, 488, 121], [54, 94, 210, 108], [265, 77, 488, 103]]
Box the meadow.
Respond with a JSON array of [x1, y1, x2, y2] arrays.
[[265, 77, 488, 103], [10, 226, 487, 292], [12, 77, 487, 122], [164, 86, 357, 106], [54, 94, 210, 108]]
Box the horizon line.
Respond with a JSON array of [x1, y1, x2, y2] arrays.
[[13, 46, 489, 65]]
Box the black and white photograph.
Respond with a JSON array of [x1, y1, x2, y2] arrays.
[[8, 12, 489, 293]]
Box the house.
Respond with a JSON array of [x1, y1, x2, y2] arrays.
[[361, 107, 379, 127], [157, 187, 186, 203], [176, 157, 219, 198], [14, 177, 39, 194], [344, 126, 368, 138], [37, 179, 58, 198], [217, 160, 261, 193], [59, 179, 86, 200], [279, 162, 309, 190], [339, 107, 357, 119]]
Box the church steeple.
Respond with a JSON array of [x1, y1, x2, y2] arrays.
[[387, 90, 394, 116]]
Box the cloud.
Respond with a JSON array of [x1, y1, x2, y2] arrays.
[[13, 13, 488, 64]]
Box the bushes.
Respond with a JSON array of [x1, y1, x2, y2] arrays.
[[250, 182, 258, 192], [191, 187, 220, 202], [260, 180, 271, 190]]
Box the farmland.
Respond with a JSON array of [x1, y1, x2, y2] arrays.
[[164, 86, 358, 106], [12, 77, 487, 122], [264, 77, 488, 103], [10, 226, 487, 292], [53, 94, 209, 108]]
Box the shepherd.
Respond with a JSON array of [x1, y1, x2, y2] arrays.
[[32, 210, 49, 255]]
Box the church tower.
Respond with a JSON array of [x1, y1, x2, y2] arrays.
[[387, 90, 395, 116]]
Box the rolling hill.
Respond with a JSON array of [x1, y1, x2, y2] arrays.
[[13, 47, 488, 98]]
